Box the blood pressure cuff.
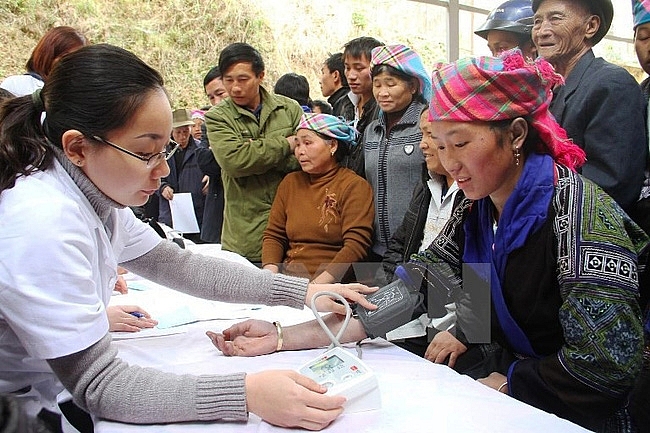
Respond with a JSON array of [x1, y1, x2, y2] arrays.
[[354, 265, 423, 339]]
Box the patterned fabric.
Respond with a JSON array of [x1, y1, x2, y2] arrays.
[[297, 113, 357, 146], [408, 161, 647, 430], [553, 166, 645, 396], [632, 0, 650, 29], [429, 49, 585, 171], [370, 44, 433, 103]]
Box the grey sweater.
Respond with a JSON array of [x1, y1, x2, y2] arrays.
[[46, 149, 309, 424]]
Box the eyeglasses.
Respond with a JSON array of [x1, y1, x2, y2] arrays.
[[90, 135, 181, 168]]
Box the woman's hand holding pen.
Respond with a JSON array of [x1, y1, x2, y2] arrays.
[[107, 305, 158, 332]]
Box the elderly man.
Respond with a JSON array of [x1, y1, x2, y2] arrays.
[[532, 0, 646, 211]]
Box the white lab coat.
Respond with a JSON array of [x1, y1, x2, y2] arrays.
[[0, 74, 44, 97], [0, 159, 161, 417]]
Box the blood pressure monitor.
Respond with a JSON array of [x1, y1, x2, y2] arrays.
[[298, 347, 381, 413]]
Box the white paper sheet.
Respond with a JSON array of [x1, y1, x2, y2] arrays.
[[169, 192, 199, 233]]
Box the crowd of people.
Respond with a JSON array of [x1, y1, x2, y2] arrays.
[[0, 0, 649, 432]]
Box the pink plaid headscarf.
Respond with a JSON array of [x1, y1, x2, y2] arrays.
[[371, 44, 433, 102], [429, 49, 585, 170]]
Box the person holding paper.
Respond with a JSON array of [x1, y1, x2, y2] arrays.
[[0, 44, 376, 432], [158, 108, 206, 242]]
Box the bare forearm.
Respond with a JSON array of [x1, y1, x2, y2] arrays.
[[282, 314, 368, 350]]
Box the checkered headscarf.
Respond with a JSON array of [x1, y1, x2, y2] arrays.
[[297, 113, 357, 146], [633, 0, 650, 29], [429, 49, 585, 170], [371, 44, 433, 103]]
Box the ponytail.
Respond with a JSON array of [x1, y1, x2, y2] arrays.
[[0, 93, 53, 193]]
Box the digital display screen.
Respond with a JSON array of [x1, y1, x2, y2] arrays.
[[309, 354, 344, 375]]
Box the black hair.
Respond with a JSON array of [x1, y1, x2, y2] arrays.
[[0, 43, 166, 193], [371, 64, 426, 105], [324, 52, 348, 87], [218, 42, 265, 76], [312, 100, 333, 115], [203, 65, 222, 88], [343, 37, 383, 62], [0, 88, 15, 101], [274, 73, 311, 107]]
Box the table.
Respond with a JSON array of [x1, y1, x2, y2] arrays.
[[98, 246, 589, 433]]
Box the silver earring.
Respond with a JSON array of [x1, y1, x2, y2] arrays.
[[513, 147, 521, 166]]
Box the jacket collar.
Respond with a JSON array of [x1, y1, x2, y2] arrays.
[[230, 86, 287, 123], [376, 99, 425, 130]]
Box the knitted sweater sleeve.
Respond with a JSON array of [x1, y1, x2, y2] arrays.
[[120, 240, 308, 309], [48, 333, 248, 423], [262, 178, 290, 268]]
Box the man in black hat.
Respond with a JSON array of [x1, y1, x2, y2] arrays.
[[475, 0, 537, 59], [532, 0, 647, 212]]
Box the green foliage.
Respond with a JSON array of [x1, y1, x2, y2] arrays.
[[352, 12, 367, 31], [2, 0, 39, 14], [0, 0, 450, 107]]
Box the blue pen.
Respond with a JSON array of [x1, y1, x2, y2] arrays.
[[130, 311, 145, 319]]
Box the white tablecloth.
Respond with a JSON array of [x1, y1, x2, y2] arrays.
[[99, 246, 589, 433]]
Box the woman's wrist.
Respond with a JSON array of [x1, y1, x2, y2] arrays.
[[273, 321, 283, 352]]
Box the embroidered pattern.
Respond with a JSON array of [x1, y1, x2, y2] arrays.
[[318, 188, 339, 233], [414, 164, 646, 398], [552, 165, 645, 396]]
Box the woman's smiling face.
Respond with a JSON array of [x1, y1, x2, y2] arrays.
[[431, 119, 524, 211]]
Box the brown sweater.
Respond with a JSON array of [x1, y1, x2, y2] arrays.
[[262, 165, 374, 281]]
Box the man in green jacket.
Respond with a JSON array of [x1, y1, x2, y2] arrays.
[[205, 43, 302, 262]]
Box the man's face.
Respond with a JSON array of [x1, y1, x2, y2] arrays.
[[319, 64, 338, 97], [221, 62, 264, 110], [205, 77, 227, 106], [486, 30, 537, 60], [636, 23, 650, 76], [532, 0, 596, 67], [344, 54, 373, 98], [486, 30, 523, 56]]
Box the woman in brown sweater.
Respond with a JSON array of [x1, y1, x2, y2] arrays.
[[262, 113, 374, 283]]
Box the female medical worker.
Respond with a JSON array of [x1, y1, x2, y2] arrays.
[[0, 44, 375, 432]]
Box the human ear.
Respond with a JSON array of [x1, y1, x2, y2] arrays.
[[61, 130, 89, 167], [509, 117, 528, 151], [332, 70, 341, 85], [410, 78, 418, 95], [584, 15, 600, 43], [329, 139, 338, 156]]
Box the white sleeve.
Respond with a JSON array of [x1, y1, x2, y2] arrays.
[[0, 194, 108, 360], [114, 207, 162, 263]]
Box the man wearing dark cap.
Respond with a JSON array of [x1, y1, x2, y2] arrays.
[[532, 0, 647, 212], [475, 0, 537, 59]]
